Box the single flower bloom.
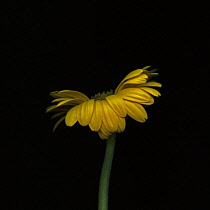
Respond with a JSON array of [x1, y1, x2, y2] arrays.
[[46, 66, 162, 139]]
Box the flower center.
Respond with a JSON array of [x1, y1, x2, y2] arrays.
[[91, 89, 114, 100]]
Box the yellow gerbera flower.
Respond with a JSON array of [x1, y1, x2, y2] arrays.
[[46, 66, 161, 139]]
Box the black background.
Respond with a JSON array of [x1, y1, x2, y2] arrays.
[[1, 2, 209, 210]]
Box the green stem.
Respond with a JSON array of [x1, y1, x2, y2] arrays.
[[98, 133, 116, 210]]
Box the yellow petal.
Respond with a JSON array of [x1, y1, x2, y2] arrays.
[[117, 81, 161, 90], [140, 87, 161, 97], [126, 74, 148, 84], [137, 82, 162, 87], [142, 66, 151, 70], [59, 90, 89, 101], [116, 88, 154, 105], [105, 95, 127, 117], [51, 97, 85, 107], [77, 100, 94, 126], [56, 99, 74, 107], [124, 100, 148, 122], [51, 98, 73, 103], [83, 99, 95, 126], [144, 96, 154, 105], [116, 74, 148, 91], [46, 105, 71, 113], [53, 116, 65, 132], [89, 100, 103, 131], [65, 105, 78, 126], [98, 130, 109, 140], [100, 121, 112, 136], [46, 104, 71, 112], [125, 73, 148, 84], [76, 103, 83, 126], [115, 69, 144, 93], [119, 69, 144, 84], [46, 104, 58, 113], [101, 100, 119, 132], [50, 91, 65, 98], [117, 117, 126, 133]]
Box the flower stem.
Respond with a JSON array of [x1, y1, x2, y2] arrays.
[[98, 133, 116, 210]]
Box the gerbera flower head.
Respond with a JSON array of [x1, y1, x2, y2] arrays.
[[46, 66, 161, 139]]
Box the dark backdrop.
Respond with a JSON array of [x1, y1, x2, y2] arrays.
[[1, 2, 209, 210]]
